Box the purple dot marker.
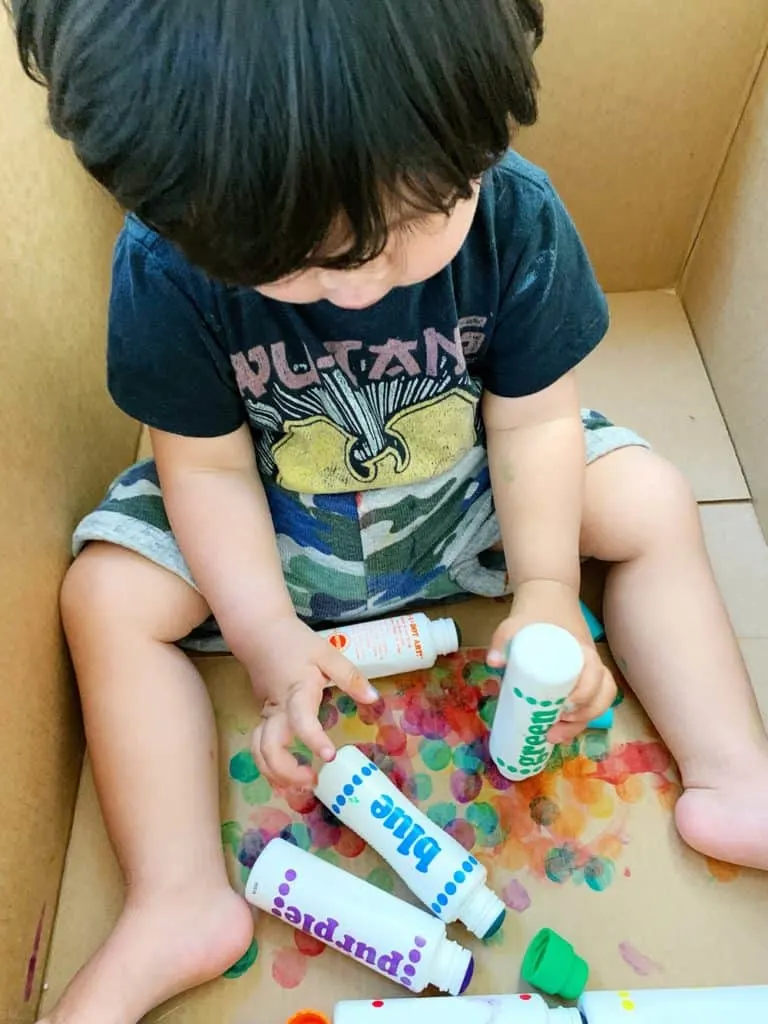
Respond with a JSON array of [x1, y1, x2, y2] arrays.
[[409, 950, 421, 964], [285, 870, 297, 882], [273, 897, 285, 909], [403, 965, 416, 978], [414, 936, 427, 948], [279, 883, 290, 896]]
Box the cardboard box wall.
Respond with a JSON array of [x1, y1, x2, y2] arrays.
[[1, 3, 768, 1021]]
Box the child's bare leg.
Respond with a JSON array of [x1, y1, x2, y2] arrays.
[[41, 544, 253, 1024], [582, 448, 768, 869]]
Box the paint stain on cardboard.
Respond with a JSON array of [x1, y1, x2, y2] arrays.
[[227, 652, 685, 989], [619, 941, 663, 976], [24, 904, 45, 1001]]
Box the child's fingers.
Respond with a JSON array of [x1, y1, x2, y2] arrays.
[[486, 618, 520, 668], [253, 714, 315, 790], [561, 647, 610, 715], [285, 681, 336, 765], [317, 644, 379, 704], [548, 666, 616, 744]]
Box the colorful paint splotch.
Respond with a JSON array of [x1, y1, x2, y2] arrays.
[[224, 650, 683, 989], [619, 941, 663, 977]]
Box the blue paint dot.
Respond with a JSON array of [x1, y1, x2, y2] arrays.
[[454, 871, 465, 884], [371, 764, 379, 772], [337, 795, 346, 807], [463, 860, 474, 873], [352, 775, 362, 785], [432, 903, 442, 914], [469, 856, 478, 866], [343, 784, 354, 796], [362, 766, 372, 776], [437, 894, 448, 907], [445, 882, 457, 895], [332, 805, 339, 815]]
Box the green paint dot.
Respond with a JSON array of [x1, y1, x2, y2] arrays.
[[513, 687, 524, 699], [223, 938, 259, 979], [337, 694, 357, 717], [526, 696, 537, 706], [242, 775, 272, 806], [221, 820, 243, 854], [584, 732, 610, 762], [409, 773, 433, 801], [584, 856, 616, 893], [229, 750, 260, 784], [315, 848, 341, 867], [367, 867, 396, 894], [420, 738, 452, 771], [453, 744, 483, 774], [555, 697, 567, 706], [427, 802, 458, 828], [465, 661, 494, 685], [521, 769, 531, 776], [467, 802, 499, 836], [285, 821, 312, 850], [540, 700, 553, 707], [479, 696, 498, 728], [497, 757, 507, 768]]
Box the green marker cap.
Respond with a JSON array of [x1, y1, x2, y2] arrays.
[[521, 928, 589, 1000]]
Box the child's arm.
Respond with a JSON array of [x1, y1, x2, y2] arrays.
[[151, 424, 379, 786], [482, 371, 615, 738]]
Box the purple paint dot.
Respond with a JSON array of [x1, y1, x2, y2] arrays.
[[273, 897, 285, 909], [409, 950, 422, 964], [403, 965, 416, 977], [272, 909, 283, 918], [285, 870, 297, 882], [414, 936, 427, 948], [401, 977, 412, 988], [279, 883, 290, 895]]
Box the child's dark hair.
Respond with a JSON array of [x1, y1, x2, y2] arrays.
[[11, 0, 544, 286]]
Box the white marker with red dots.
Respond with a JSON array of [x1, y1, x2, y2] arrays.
[[330, 987, 768, 1023]]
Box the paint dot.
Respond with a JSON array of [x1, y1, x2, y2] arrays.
[[337, 694, 357, 716], [427, 802, 458, 829], [294, 931, 327, 957], [272, 909, 282, 918], [336, 827, 367, 859], [315, 848, 341, 867], [529, 795, 560, 828], [343, 785, 354, 797], [403, 965, 416, 977], [469, 856, 478, 866], [336, 795, 346, 808], [584, 731, 611, 762], [401, 978, 412, 988], [229, 750, 260, 784], [415, 936, 427, 948], [432, 902, 441, 914], [271, 947, 309, 989], [274, 897, 285, 909], [450, 769, 482, 804], [445, 882, 457, 895], [420, 738, 452, 771], [437, 894, 448, 907], [373, 1002, 384, 1009], [223, 938, 259, 979], [371, 763, 379, 772], [352, 774, 362, 785], [403, 772, 433, 802], [463, 860, 474, 873], [556, 697, 567, 706], [445, 817, 476, 851], [409, 950, 422, 964], [242, 775, 273, 806], [453, 743, 484, 775], [513, 687, 523, 698], [479, 696, 497, 727], [285, 870, 297, 881], [378, 725, 407, 756], [584, 856, 615, 893], [367, 867, 396, 893], [540, 700, 553, 707], [453, 871, 465, 884], [466, 802, 499, 838], [362, 766, 372, 776], [520, 994, 532, 1001], [526, 696, 537, 705], [279, 883, 290, 895], [622, 1001, 636, 1011], [331, 804, 339, 815]]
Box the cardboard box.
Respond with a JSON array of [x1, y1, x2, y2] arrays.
[[2, 4, 768, 1022]]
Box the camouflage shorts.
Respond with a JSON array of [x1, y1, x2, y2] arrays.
[[72, 410, 648, 651]]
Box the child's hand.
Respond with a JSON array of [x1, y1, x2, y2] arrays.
[[487, 580, 616, 744], [247, 615, 379, 791]]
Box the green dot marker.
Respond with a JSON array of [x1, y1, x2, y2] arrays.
[[522, 927, 590, 1000]]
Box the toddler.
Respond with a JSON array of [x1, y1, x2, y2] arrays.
[[12, 1, 768, 1023]]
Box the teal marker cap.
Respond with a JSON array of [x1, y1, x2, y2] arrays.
[[587, 708, 614, 730]]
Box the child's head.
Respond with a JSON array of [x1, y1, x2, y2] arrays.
[[14, 0, 543, 298]]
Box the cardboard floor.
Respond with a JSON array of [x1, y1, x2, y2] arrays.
[[40, 292, 768, 1022]]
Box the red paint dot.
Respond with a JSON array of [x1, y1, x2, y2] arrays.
[[272, 947, 309, 989], [294, 931, 327, 958], [520, 994, 532, 1001], [624, 867, 632, 878], [372, 1001, 385, 1008], [335, 827, 367, 859], [377, 724, 408, 756]]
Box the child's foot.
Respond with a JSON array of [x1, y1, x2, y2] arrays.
[[675, 759, 768, 870], [37, 882, 253, 1024]]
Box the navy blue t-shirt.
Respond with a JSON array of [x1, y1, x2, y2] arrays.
[[108, 151, 608, 495]]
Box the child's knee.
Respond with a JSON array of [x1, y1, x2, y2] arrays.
[[61, 542, 207, 642], [629, 454, 700, 548]]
